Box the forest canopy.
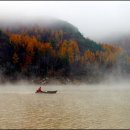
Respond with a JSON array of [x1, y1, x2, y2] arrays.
[[0, 19, 130, 83]]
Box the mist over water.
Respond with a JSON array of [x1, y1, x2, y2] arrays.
[[0, 76, 130, 93], [0, 77, 130, 129]]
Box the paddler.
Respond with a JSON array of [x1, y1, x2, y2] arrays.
[[36, 87, 43, 93]]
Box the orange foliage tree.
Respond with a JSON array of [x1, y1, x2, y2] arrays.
[[83, 50, 95, 64], [59, 40, 80, 64]]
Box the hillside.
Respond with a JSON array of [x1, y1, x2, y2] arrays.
[[0, 18, 130, 83], [101, 33, 130, 56], [1, 18, 102, 53]]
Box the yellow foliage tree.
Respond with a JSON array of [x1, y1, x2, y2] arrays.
[[59, 40, 80, 64], [84, 50, 95, 64]]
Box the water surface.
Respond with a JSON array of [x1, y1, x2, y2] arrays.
[[0, 83, 130, 129]]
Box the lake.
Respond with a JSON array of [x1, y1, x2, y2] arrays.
[[0, 82, 130, 129]]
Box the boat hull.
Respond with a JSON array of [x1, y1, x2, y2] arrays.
[[35, 90, 57, 94]]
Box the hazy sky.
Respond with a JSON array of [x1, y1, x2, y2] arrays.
[[0, 1, 130, 42]]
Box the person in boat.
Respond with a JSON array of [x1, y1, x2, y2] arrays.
[[36, 87, 43, 93]]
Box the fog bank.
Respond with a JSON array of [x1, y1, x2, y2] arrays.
[[0, 1, 130, 41]]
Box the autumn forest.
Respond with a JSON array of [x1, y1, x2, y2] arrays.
[[0, 19, 130, 83]]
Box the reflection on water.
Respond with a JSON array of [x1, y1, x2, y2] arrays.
[[0, 84, 130, 129]]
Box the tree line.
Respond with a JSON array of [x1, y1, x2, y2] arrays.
[[0, 30, 130, 82]]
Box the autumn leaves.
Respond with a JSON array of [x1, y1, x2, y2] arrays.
[[10, 33, 128, 68]]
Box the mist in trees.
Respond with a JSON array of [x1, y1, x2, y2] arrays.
[[0, 20, 130, 84]]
